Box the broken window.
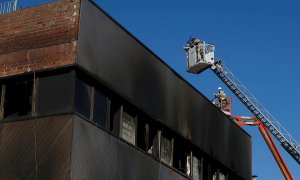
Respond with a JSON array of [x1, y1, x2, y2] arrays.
[[173, 139, 192, 175], [75, 76, 92, 120], [92, 87, 109, 128], [137, 115, 150, 151], [148, 131, 160, 158], [143, 121, 161, 159], [136, 115, 160, 158], [137, 115, 162, 159], [3, 77, 34, 120], [192, 155, 204, 180], [119, 106, 137, 145], [160, 132, 174, 166]]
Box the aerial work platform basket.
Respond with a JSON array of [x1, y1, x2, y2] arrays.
[[184, 37, 215, 74]]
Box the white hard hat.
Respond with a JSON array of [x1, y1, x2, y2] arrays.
[[218, 87, 222, 90]]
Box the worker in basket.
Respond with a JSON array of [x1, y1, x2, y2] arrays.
[[186, 36, 204, 61], [187, 36, 200, 46], [212, 87, 227, 109]]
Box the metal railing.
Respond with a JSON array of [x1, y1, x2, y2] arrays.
[[0, 0, 17, 15]]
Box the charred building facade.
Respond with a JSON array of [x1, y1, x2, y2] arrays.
[[0, 0, 252, 179]]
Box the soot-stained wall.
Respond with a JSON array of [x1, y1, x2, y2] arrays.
[[70, 115, 188, 180], [77, 0, 251, 179], [0, 115, 73, 180]]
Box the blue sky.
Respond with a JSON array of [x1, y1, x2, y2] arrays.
[[18, 0, 300, 179]]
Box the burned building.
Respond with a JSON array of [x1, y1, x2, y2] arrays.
[[0, 0, 252, 179]]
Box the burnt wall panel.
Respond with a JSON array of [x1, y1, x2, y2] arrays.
[[0, 115, 73, 180], [77, 0, 251, 179], [0, 121, 36, 180], [36, 71, 75, 116], [35, 115, 73, 180], [159, 165, 188, 180], [71, 116, 187, 180], [71, 116, 119, 180]]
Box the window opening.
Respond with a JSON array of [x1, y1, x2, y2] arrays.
[[160, 132, 174, 166], [137, 115, 150, 151], [119, 106, 137, 145], [4, 78, 33, 120], [192, 154, 204, 180], [173, 139, 192, 175], [109, 98, 121, 134], [147, 125, 160, 159], [92, 87, 109, 128], [75, 76, 92, 120]]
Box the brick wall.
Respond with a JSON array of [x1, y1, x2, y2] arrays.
[[0, 0, 81, 77]]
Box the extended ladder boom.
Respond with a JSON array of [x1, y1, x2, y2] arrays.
[[211, 61, 300, 164]]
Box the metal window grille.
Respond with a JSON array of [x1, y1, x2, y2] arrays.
[[0, 0, 17, 15]]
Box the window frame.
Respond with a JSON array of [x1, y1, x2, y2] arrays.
[[159, 131, 174, 166], [90, 86, 111, 129], [119, 105, 138, 145]]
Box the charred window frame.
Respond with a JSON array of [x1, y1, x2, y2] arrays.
[[160, 131, 174, 166], [109, 98, 138, 145], [146, 123, 160, 159], [137, 115, 160, 159], [191, 153, 204, 180], [2, 74, 35, 121], [119, 105, 137, 145], [173, 138, 192, 176], [136, 114, 150, 151]]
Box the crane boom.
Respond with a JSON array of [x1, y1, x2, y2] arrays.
[[211, 61, 300, 164]]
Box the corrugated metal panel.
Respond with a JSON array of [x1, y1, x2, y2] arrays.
[[35, 115, 73, 180], [0, 115, 73, 180], [71, 116, 188, 180], [71, 115, 119, 180], [159, 165, 188, 180], [0, 120, 36, 180]]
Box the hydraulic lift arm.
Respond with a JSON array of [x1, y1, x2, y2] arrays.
[[234, 116, 294, 180], [211, 61, 300, 164]]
